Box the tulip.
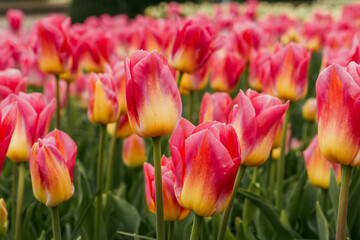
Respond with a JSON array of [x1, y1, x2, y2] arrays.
[[249, 49, 271, 91], [19, 49, 46, 87], [264, 43, 311, 101], [1, 93, 56, 163], [233, 21, 262, 61], [123, 133, 146, 168], [44, 77, 67, 111], [29, 129, 76, 240], [303, 135, 341, 189], [198, 92, 232, 124], [168, 20, 218, 74], [179, 67, 209, 96], [229, 89, 289, 166], [302, 98, 317, 121], [36, 14, 72, 75], [169, 118, 241, 217], [316, 62, 360, 240], [0, 102, 17, 173], [0, 68, 26, 102], [125, 50, 182, 138], [144, 156, 190, 221], [6, 9, 24, 33], [0, 199, 8, 237], [106, 114, 133, 139], [88, 72, 119, 124]]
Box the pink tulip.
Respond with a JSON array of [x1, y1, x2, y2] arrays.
[[198, 92, 233, 124], [123, 133, 146, 168], [0, 69, 26, 102], [6, 9, 24, 33]]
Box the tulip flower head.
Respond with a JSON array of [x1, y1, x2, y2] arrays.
[[169, 118, 241, 217], [125, 50, 182, 138], [303, 135, 341, 189], [229, 89, 289, 166], [316, 62, 360, 166], [123, 133, 146, 168], [0, 68, 26, 102], [29, 129, 77, 207], [0, 199, 8, 237], [1, 93, 56, 162], [88, 72, 119, 124], [6, 9, 24, 33], [144, 156, 190, 221], [198, 92, 233, 124], [179, 66, 209, 95], [302, 98, 317, 121], [106, 114, 133, 139]]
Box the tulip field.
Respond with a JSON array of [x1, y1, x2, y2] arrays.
[[1, 1, 360, 239]]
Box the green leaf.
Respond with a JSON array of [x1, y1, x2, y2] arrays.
[[235, 217, 246, 240], [286, 170, 307, 224], [316, 201, 329, 240], [238, 189, 300, 239], [329, 167, 339, 230]]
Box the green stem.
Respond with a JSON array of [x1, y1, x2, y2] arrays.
[[320, 188, 328, 216], [105, 118, 120, 193], [336, 165, 352, 240], [167, 221, 174, 240], [55, 74, 61, 130], [267, 158, 277, 198], [152, 136, 165, 240], [190, 214, 203, 240], [276, 108, 290, 211], [11, 162, 18, 235], [50, 206, 62, 240], [188, 91, 194, 123], [14, 162, 26, 240], [217, 165, 247, 240], [66, 81, 71, 131], [177, 71, 184, 88], [94, 124, 107, 240]]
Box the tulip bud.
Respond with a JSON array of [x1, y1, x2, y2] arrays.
[[302, 98, 317, 121], [144, 156, 190, 221], [29, 129, 77, 207], [88, 73, 119, 124], [125, 50, 182, 138], [106, 114, 133, 139], [198, 92, 233, 124], [0, 199, 8, 237], [123, 133, 146, 168], [303, 135, 341, 189]]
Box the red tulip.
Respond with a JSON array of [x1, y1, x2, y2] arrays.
[[29, 129, 77, 207], [179, 67, 209, 96], [169, 118, 241, 216], [1, 93, 56, 162], [316, 62, 360, 166], [144, 155, 190, 221], [125, 50, 182, 138], [233, 21, 262, 61], [0, 69, 26, 102], [6, 9, 24, 33], [198, 92, 233, 124], [229, 89, 289, 166], [249, 49, 271, 91]]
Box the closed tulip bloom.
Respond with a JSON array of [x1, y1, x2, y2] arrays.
[[169, 118, 241, 216], [1, 93, 56, 162], [122, 133, 146, 168], [88, 72, 119, 124], [0, 199, 8, 237], [249, 49, 271, 91], [144, 156, 190, 221], [6, 9, 24, 33], [229, 89, 289, 166], [29, 129, 77, 207], [233, 21, 262, 61], [105, 62, 127, 115], [304, 135, 341, 189], [316, 62, 360, 166], [266, 43, 311, 101], [210, 50, 246, 93], [168, 20, 217, 73], [179, 67, 209, 96], [125, 50, 182, 138], [106, 114, 133, 139], [36, 14, 72, 74], [0, 103, 17, 173], [199, 92, 233, 124], [302, 98, 317, 121], [0, 69, 26, 102]]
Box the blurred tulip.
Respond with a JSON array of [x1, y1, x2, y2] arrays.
[[302, 98, 317, 121], [106, 114, 133, 139], [316, 62, 360, 166], [144, 156, 190, 221], [36, 15, 72, 75], [125, 50, 182, 138], [1, 92, 56, 162], [88, 72, 119, 124], [168, 20, 218, 73], [19, 49, 46, 87], [0, 69, 26, 102], [249, 49, 271, 91], [6, 9, 24, 33], [29, 129, 77, 207], [272, 147, 280, 160], [179, 67, 209, 96], [233, 21, 262, 61], [0, 102, 17, 173], [304, 135, 341, 189], [229, 89, 289, 166], [198, 92, 232, 124], [0, 199, 8, 237], [264, 43, 311, 101], [122, 133, 146, 168], [44, 77, 67, 110], [169, 118, 241, 216]]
